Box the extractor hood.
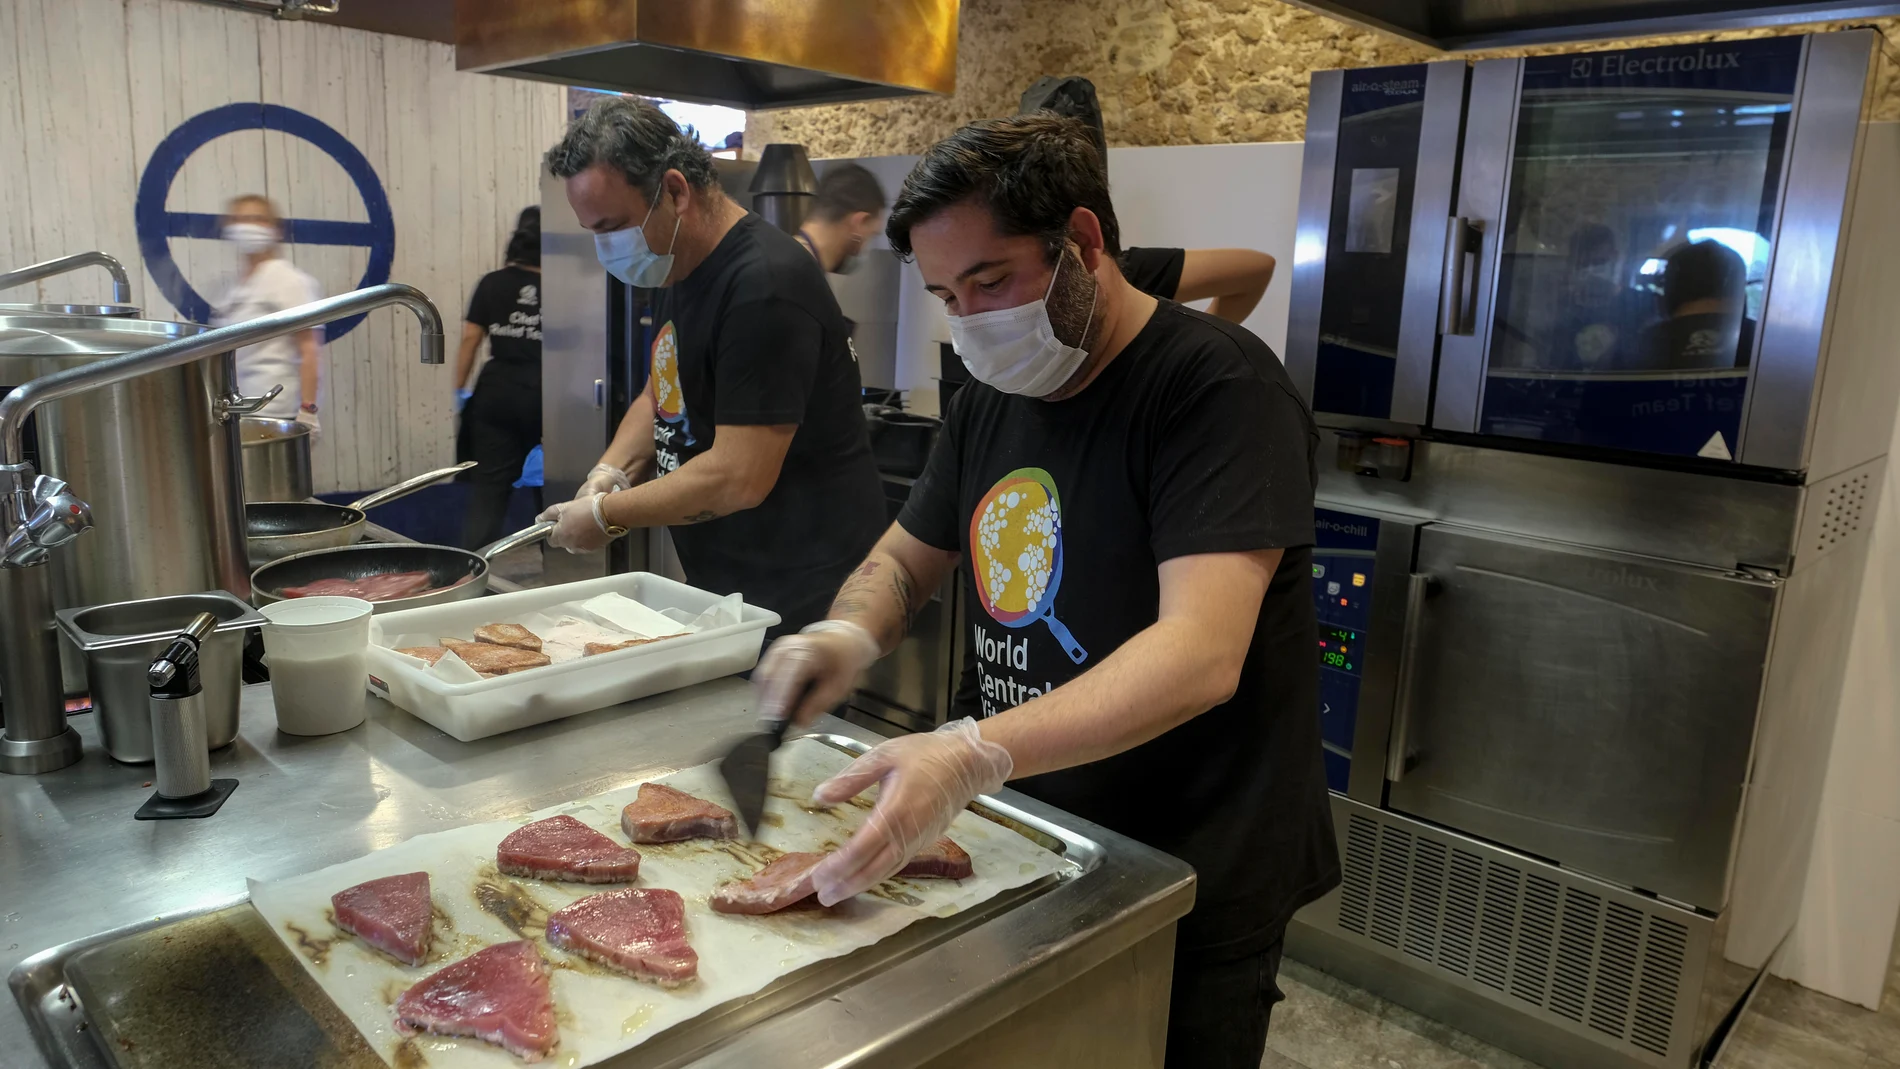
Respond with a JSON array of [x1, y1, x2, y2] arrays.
[[455, 0, 958, 109], [1290, 0, 1900, 50]]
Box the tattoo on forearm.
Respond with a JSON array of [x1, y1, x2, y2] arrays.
[[828, 556, 920, 648], [681, 509, 719, 524]]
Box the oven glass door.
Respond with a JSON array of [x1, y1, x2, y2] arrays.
[[1387, 525, 1776, 910], [1475, 37, 1801, 461]]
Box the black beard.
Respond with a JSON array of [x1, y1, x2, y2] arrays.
[[1046, 250, 1100, 352]]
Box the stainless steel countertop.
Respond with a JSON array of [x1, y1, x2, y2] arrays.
[[3, 679, 1194, 1067]]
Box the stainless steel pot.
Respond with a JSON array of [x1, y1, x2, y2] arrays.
[[54, 591, 265, 763], [248, 522, 553, 613], [239, 417, 313, 502], [245, 461, 475, 564], [0, 303, 140, 318]]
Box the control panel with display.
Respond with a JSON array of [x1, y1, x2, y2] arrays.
[[1313, 507, 1379, 793]]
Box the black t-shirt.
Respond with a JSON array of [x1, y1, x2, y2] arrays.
[[1119, 246, 1186, 301], [899, 300, 1339, 956], [465, 265, 542, 367], [647, 213, 885, 631]]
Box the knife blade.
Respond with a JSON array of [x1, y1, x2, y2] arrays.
[[718, 715, 792, 840]]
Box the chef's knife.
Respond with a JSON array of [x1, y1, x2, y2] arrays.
[[718, 714, 792, 840]]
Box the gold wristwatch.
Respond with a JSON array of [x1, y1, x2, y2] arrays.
[[591, 493, 629, 538]]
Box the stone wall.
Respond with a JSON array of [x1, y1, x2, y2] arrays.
[[745, 0, 1900, 157]]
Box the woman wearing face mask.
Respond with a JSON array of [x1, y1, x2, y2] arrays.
[[213, 195, 324, 429]]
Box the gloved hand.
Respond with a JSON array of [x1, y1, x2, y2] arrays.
[[294, 407, 320, 437], [577, 463, 632, 499], [453, 387, 473, 414], [535, 492, 616, 554], [753, 620, 882, 725], [808, 718, 1013, 906]]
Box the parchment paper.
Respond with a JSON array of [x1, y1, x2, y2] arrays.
[[248, 738, 1068, 1068]]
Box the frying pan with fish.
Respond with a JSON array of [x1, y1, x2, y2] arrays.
[[248, 522, 553, 614], [246, 461, 476, 564], [969, 467, 1087, 664]]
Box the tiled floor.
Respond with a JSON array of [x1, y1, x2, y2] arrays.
[[1261, 954, 1900, 1069]]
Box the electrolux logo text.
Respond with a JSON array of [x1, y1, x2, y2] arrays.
[[1570, 48, 1743, 80]]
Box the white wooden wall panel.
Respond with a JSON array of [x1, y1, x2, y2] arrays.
[[0, 0, 564, 494]]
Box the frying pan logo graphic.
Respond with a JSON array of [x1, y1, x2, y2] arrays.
[[970, 467, 1088, 664]]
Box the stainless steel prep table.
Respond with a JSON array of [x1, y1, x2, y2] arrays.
[[2, 678, 1193, 1068]]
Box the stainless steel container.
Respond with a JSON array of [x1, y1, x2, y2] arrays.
[[54, 592, 264, 763], [0, 303, 140, 318], [0, 315, 253, 615], [239, 417, 313, 503]]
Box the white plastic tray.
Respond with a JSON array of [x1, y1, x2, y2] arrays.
[[364, 572, 779, 741]]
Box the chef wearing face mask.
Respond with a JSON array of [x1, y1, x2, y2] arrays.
[[539, 98, 885, 639], [212, 194, 324, 427], [796, 163, 887, 275], [750, 115, 1337, 1069]]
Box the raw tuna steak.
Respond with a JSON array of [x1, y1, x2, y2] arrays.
[[474, 623, 541, 651], [280, 570, 441, 602], [710, 852, 827, 915], [545, 887, 697, 985], [619, 783, 738, 844], [331, 871, 433, 966], [899, 837, 973, 880], [497, 814, 641, 883], [394, 940, 558, 1062]]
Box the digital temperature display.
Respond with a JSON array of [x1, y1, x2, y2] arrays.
[[1318, 626, 1357, 674]]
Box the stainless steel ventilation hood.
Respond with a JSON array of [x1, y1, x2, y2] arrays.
[[455, 0, 958, 109], [1290, 0, 1900, 50]]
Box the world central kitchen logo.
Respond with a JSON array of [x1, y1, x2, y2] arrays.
[[1570, 48, 1743, 79]]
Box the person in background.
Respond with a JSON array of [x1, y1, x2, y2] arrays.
[[796, 164, 887, 275], [214, 194, 322, 429], [752, 115, 1336, 1068], [1640, 239, 1754, 371], [538, 98, 885, 639], [1019, 76, 1277, 324], [455, 207, 544, 549]]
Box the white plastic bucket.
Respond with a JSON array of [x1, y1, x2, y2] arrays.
[[259, 596, 373, 735]]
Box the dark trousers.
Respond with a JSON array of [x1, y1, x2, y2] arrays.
[[1165, 935, 1287, 1069], [457, 364, 541, 551]]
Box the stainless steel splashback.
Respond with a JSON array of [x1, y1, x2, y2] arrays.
[[538, 171, 613, 586]]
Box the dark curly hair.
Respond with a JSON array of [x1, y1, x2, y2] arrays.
[[544, 97, 718, 197], [886, 114, 1121, 265]]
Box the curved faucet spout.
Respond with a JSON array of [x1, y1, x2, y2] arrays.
[[0, 251, 133, 305]]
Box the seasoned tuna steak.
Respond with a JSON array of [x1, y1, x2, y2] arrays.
[[710, 852, 827, 915], [620, 783, 738, 844], [474, 623, 541, 651], [394, 646, 449, 667], [280, 571, 440, 602], [497, 814, 641, 883], [583, 634, 684, 656], [545, 887, 697, 985], [331, 871, 433, 966], [442, 638, 551, 677], [394, 940, 558, 1062], [899, 837, 973, 880]]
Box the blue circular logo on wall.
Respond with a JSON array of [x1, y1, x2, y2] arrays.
[[134, 103, 394, 340]]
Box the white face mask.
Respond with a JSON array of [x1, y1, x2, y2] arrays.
[[947, 253, 1096, 397], [594, 196, 681, 287], [223, 222, 277, 256]]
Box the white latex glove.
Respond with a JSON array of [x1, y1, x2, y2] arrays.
[[294, 408, 320, 437], [577, 463, 632, 499], [535, 492, 615, 554], [808, 717, 1013, 906], [753, 620, 881, 725]]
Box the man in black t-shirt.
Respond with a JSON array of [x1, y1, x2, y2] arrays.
[[752, 115, 1338, 1068], [539, 99, 885, 636]]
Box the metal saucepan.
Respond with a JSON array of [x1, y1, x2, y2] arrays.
[[245, 461, 476, 564], [248, 522, 554, 614]]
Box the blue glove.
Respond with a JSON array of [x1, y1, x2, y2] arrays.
[[513, 445, 544, 489], [453, 387, 473, 413]]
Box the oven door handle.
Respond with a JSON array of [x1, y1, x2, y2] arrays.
[[1439, 217, 1481, 337], [1386, 572, 1437, 783]]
